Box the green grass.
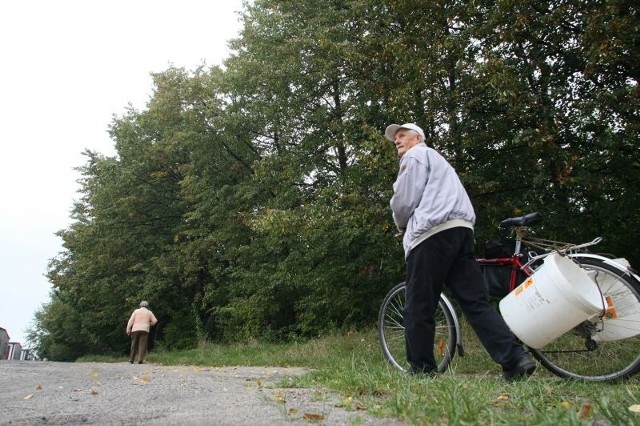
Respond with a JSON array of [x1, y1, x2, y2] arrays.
[[80, 329, 640, 425]]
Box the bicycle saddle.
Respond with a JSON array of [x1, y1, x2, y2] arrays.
[[499, 212, 542, 230]]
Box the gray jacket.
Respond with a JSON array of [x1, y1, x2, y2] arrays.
[[391, 143, 476, 258]]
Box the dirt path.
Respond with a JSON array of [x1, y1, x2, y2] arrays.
[[0, 361, 399, 425]]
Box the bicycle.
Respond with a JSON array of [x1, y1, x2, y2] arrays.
[[378, 212, 640, 382]]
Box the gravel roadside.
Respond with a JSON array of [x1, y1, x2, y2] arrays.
[[0, 361, 399, 425]]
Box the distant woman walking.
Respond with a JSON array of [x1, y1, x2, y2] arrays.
[[126, 301, 158, 364]]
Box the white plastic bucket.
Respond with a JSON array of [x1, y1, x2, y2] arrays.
[[499, 253, 605, 348]]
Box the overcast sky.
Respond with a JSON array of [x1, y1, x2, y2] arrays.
[[0, 0, 246, 348]]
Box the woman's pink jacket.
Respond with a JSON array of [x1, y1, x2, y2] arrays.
[[126, 307, 158, 334]]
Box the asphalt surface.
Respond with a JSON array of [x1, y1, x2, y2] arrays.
[[0, 361, 399, 425]]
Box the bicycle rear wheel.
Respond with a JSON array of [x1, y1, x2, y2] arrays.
[[378, 282, 457, 373], [529, 256, 640, 382]]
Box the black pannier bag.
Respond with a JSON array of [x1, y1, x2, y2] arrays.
[[484, 239, 516, 258], [482, 239, 530, 298], [482, 264, 529, 298]]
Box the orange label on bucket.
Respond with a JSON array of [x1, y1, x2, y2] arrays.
[[604, 295, 618, 319], [515, 277, 534, 296]]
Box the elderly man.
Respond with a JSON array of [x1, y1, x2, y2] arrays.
[[126, 301, 158, 364], [386, 122, 535, 380]]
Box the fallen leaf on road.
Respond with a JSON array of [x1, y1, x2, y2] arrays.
[[24, 394, 34, 400], [35, 384, 43, 391], [353, 401, 366, 410], [273, 390, 286, 404], [338, 396, 352, 407], [90, 388, 98, 395], [303, 412, 325, 422], [578, 402, 591, 418]]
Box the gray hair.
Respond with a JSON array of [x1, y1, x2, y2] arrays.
[[140, 301, 149, 308]]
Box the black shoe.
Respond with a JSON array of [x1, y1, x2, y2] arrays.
[[408, 366, 438, 377], [503, 355, 536, 381]]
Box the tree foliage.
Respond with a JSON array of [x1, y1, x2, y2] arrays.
[[30, 0, 639, 359]]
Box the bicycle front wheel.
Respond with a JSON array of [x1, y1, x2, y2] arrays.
[[530, 256, 640, 382], [378, 282, 457, 373]]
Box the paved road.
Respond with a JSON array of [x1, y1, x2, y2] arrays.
[[0, 361, 398, 425]]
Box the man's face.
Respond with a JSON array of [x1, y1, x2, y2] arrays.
[[393, 129, 421, 158]]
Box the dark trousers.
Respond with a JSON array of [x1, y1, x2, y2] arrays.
[[129, 331, 149, 363], [404, 227, 525, 372]]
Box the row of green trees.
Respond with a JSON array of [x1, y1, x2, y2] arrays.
[[30, 0, 639, 360]]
